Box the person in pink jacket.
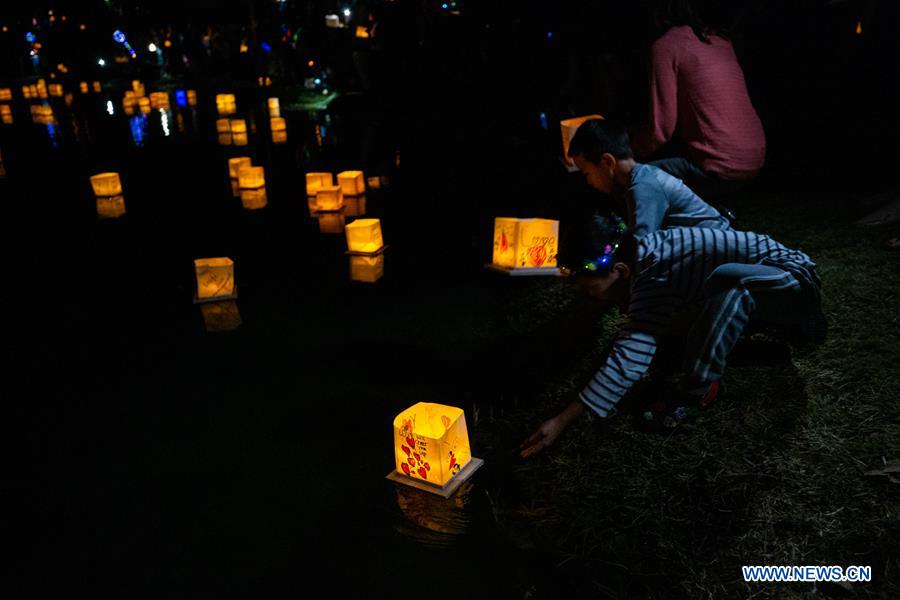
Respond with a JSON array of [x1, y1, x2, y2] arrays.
[[632, 1, 765, 202]]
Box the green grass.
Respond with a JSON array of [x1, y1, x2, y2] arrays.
[[478, 190, 900, 598]]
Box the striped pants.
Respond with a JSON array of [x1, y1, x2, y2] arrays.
[[685, 263, 819, 382]]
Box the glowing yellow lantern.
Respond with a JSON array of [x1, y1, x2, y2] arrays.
[[317, 211, 345, 233], [79, 82, 88, 94], [48, 83, 63, 97], [238, 166, 265, 190], [337, 170, 365, 196], [90, 172, 122, 196], [267, 97, 280, 117], [186, 90, 197, 106], [37, 80, 48, 99], [491, 217, 560, 271], [345, 218, 384, 254], [270, 117, 286, 143], [560, 114, 604, 168], [1, 105, 12, 125], [194, 257, 236, 302], [355, 26, 370, 39], [230, 119, 248, 145], [228, 157, 252, 179], [96, 195, 126, 219], [138, 97, 151, 114], [387, 403, 483, 497], [306, 172, 332, 196], [216, 93, 237, 115], [240, 187, 268, 210], [216, 118, 231, 145], [92, 81, 102, 93], [22, 85, 33, 99], [349, 254, 384, 283], [315, 185, 343, 211], [344, 195, 366, 217], [201, 300, 242, 332], [149, 92, 169, 110], [0, 88, 11, 101]]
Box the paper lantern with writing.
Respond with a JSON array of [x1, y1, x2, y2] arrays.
[[317, 211, 345, 233], [92, 81, 102, 93], [230, 119, 248, 146], [560, 114, 604, 167], [350, 254, 384, 283], [90, 172, 123, 197], [315, 185, 343, 211], [150, 92, 169, 110], [96, 195, 126, 219], [0, 88, 11, 101], [392, 403, 473, 489], [194, 257, 236, 301], [268, 97, 280, 117], [201, 300, 242, 332], [306, 172, 332, 196], [492, 217, 559, 269], [238, 166, 265, 190], [345, 218, 384, 254], [337, 170, 365, 196], [216, 93, 236, 115], [228, 157, 252, 179]]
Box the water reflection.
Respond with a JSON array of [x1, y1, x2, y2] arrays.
[[344, 195, 367, 217], [130, 115, 148, 146], [317, 211, 345, 233], [96, 195, 126, 219], [200, 300, 242, 332], [240, 187, 267, 210], [392, 481, 475, 548], [349, 254, 384, 283]]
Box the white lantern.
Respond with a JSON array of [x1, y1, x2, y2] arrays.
[[337, 170, 365, 196], [345, 218, 384, 254]]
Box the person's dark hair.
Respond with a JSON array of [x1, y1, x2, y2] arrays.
[[567, 119, 634, 164], [653, 0, 741, 44]]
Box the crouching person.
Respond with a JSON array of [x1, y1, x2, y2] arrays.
[[520, 225, 826, 457]]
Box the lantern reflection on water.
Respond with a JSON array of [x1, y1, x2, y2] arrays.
[[560, 114, 604, 168], [240, 187, 267, 210], [349, 254, 384, 283], [0, 105, 12, 125], [337, 170, 365, 196], [201, 300, 242, 332], [230, 119, 248, 146], [343, 195, 366, 217], [270, 117, 286, 143], [138, 97, 151, 114], [194, 257, 236, 302], [238, 166, 266, 210], [216, 118, 231, 145], [92, 81, 102, 93], [387, 403, 483, 497], [186, 90, 197, 106], [317, 211, 345, 233], [267, 97, 280, 117], [96, 195, 126, 219], [48, 84, 63, 97], [345, 218, 384, 254], [79, 82, 89, 94], [315, 185, 343, 212], [490, 217, 560, 274]]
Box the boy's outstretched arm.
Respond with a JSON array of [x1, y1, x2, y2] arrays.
[[520, 400, 586, 458]]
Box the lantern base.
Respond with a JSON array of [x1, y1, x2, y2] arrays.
[[345, 245, 387, 257], [193, 286, 238, 304], [484, 264, 562, 277], [386, 457, 484, 498]]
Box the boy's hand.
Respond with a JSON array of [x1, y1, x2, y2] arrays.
[[520, 400, 587, 459]]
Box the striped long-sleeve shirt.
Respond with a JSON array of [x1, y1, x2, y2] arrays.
[[579, 227, 819, 417]]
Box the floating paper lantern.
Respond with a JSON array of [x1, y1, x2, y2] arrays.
[[355, 26, 370, 39], [216, 118, 231, 145], [230, 119, 248, 146], [194, 257, 236, 302], [560, 114, 604, 167], [64, 93, 74, 107], [96, 195, 126, 219], [317, 211, 345, 233], [387, 403, 483, 496], [22, 85, 33, 99], [90, 172, 122, 196], [349, 254, 384, 283], [0, 105, 12, 125], [216, 93, 237, 115], [48, 84, 63, 97], [267, 97, 280, 117], [92, 81, 102, 93], [37, 80, 48, 99], [325, 14, 341, 28], [315, 185, 343, 211], [0, 88, 11, 101], [187, 90, 197, 106], [138, 97, 151, 114], [305, 172, 332, 196], [345, 218, 384, 254], [240, 187, 267, 210], [79, 82, 89, 94], [228, 157, 252, 179], [201, 300, 242, 332], [270, 117, 286, 143], [149, 92, 169, 110], [492, 217, 559, 270], [238, 166, 265, 190], [337, 170, 365, 196], [344, 195, 367, 217]]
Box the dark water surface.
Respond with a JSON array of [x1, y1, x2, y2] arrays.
[[4, 85, 593, 597]]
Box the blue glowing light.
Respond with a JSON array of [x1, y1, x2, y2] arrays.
[[25, 31, 36, 43], [113, 30, 126, 43], [314, 77, 322, 85], [547, 31, 554, 40], [260, 41, 272, 53], [539, 112, 548, 130], [442, 3, 448, 8], [175, 90, 187, 107]]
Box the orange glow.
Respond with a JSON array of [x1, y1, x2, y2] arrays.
[[194, 258, 236, 300], [305, 172, 333, 196], [315, 185, 344, 211], [164, 39, 172, 47], [856, 21, 862, 35], [393, 403, 472, 487], [307, 60, 315, 67], [337, 170, 366, 196], [90, 173, 123, 197]]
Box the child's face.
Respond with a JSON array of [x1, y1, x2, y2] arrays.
[[574, 154, 615, 194]]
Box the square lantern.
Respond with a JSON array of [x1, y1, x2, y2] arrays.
[[306, 172, 332, 196], [315, 185, 343, 212], [194, 257, 237, 302], [238, 166, 265, 190], [1, 105, 12, 125], [187, 90, 197, 106], [90, 172, 123, 197], [96, 195, 126, 219], [270, 117, 287, 144], [349, 254, 384, 283], [201, 300, 242, 332], [560, 114, 604, 168], [92, 81, 102, 93], [49, 83, 63, 97], [337, 170, 365, 196], [132, 80, 145, 96], [138, 97, 151, 114], [149, 92, 169, 110], [317, 211, 345, 234], [345, 218, 384, 255], [228, 157, 252, 179], [344, 195, 366, 217], [22, 85, 33, 99], [79, 82, 89, 94], [230, 119, 248, 146], [0, 88, 12, 101], [240, 187, 268, 210], [268, 97, 280, 117], [386, 402, 483, 497], [216, 93, 236, 115], [490, 217, 560, 273]]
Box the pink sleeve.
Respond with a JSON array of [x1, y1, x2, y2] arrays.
[[644, 39, 679, 156]]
